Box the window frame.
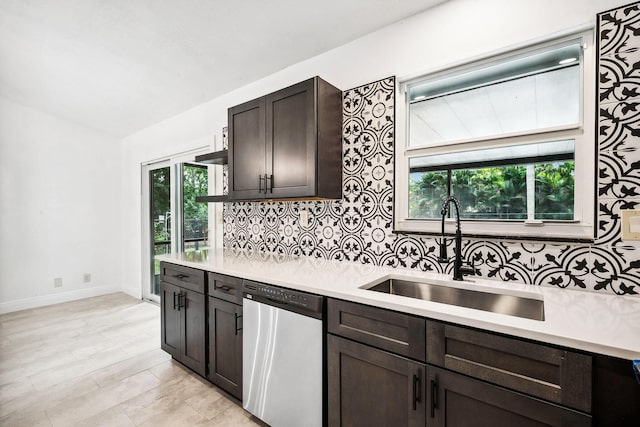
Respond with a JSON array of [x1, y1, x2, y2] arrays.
[[394, 29, 595, 241]]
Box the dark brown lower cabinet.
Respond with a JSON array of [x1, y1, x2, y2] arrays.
[[160, 281, 181, 356], [593, 355, 640, 426], [207, 296, 242, 399], [426, 366, 591, 427], [327, 334, 426, 427], [160, 281, 206, 376]]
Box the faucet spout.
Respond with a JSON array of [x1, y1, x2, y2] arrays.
[[439, 196, 473, 281]]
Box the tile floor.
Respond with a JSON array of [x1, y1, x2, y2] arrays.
[[0, 293, 261, 426]]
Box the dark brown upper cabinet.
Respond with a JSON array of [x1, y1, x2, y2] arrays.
[[228, 76, 342, 201]]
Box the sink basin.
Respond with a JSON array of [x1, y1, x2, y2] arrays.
[[362, 278, 544, 321]]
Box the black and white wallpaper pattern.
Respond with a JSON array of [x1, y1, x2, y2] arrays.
[[222, 3, 640, 297]]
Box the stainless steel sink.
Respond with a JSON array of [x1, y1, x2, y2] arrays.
[[362, 279, 544, 321]]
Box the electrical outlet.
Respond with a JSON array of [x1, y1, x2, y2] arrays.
[[299, 210, 309, 227], [83, 273, 91, 283], [54, 278, 63, 288], [621, 209, 640, 241]]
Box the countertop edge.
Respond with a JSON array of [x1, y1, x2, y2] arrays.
[[157, 252, 640, 360]]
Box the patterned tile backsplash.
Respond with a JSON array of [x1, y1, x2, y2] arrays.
[[223, 3, 640, 297]]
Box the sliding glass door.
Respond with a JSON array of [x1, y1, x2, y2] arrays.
[[142, 153, 212, 303]]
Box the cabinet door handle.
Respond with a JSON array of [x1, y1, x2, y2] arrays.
[[266, 174, 273, 193], [216, 285, 232, 293], [430, 379, 438, 418], [173, 292, 178, 310], [412, 373, 421, 410], [177, 291, 186, 311], [235, 313, 243, 335], [259, 175, 265, 193]]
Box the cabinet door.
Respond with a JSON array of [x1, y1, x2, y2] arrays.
[[160, 281, 181, 358], [427, 366, 591, 427], [180, 289, 206, 376], [266, 78, 316, 198], [229, 96, 266, 200], [208, 296, 242, 400], [327, 334, 425, 427], [593, 355, 640, 426]]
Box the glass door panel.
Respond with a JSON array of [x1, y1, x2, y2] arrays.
[[181, 163, 209, 253], [150, 166, 171, 297]]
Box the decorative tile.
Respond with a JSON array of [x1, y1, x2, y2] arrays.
[[340, 234, 367, 263], [343, 143, 368, 177], [599, 4, 640, 57], [386, 235, 438, 271], [362, 151, 394, 195], [531, 244, 592, 290], [597, 198, 640, 246], [598, 148, 640, 198], [222, 126, 228, 149], [315, 215, 343, 252], [599, 50, 640, 104], [472, 241, 532, 284], [343, 116, 364, 146], [589, 245, 640, 295], [278, 215, 300, 248], [598, 100, 640, 152], [343, 88, 365, 119], [360, 215, 394, 258]]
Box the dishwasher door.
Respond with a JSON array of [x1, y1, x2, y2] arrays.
[[243, 298, 323, 427]]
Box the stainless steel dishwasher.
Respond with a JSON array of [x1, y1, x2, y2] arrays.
[[242, 280, 324, 427]]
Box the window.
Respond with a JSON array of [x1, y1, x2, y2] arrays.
[[395, 31, 595, 240]]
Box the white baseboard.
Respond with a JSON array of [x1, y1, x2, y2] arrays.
[[0, 285, 123, 314], [121, 287, 142, 300]]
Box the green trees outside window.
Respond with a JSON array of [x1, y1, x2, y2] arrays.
[[409, 161, 574, 221], [182, 164, 208, 252]]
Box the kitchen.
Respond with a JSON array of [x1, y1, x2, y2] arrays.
[[1, 0, 640, 426]]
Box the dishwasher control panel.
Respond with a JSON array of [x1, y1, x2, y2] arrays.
[[243, 281, 323, 314]]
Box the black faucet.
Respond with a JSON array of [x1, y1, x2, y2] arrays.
[[438, 196, 476, 281]]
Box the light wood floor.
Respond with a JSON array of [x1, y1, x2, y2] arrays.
[[0, 293, 261, 426]]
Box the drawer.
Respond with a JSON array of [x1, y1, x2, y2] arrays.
[[327, 298, 425, 361], [160, 262, 206, 294], [426, 321, 592, 413], [208, 272, 243, 305]]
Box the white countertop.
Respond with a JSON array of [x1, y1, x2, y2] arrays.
[[157, 249, 640, 360]]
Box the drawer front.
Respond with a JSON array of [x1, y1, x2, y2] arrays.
[[426, 321, 592, 413], [208, 272, 243, 305], [160, 262, 205, 294], [327, 299, 425, 361]]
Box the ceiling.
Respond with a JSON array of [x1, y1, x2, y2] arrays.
[[0, 0, 446, 138]]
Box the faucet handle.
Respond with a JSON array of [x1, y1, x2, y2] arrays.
[[437, 238, 449, 263], [459, 258, 479, 277]]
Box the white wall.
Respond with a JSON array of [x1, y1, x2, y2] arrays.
[[121, 0, 626, 295], [0, 96, 122, 313]]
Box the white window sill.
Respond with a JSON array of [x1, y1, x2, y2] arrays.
[[395, 219, 594, 242]]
